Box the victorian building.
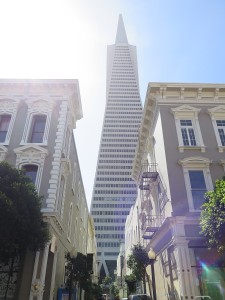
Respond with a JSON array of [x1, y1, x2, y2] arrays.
[[0, 79, 95, 300], [128, 82, 225, 299]]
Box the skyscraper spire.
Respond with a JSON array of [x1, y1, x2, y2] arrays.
[[115, 14, 128, 44], [91, 16, 142, 280]]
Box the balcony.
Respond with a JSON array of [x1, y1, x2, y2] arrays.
[[142, 214, 164, 239], [139, 163, 158, 190]]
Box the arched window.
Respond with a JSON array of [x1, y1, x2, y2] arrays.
[[23, 164, 38, 185]]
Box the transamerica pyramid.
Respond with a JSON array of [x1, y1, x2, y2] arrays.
[[90, 15, 143, 280]]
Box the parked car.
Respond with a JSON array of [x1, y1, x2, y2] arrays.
[[128, 294, 151, 300]]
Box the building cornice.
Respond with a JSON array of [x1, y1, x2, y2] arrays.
[[132, 82, 225, 182]]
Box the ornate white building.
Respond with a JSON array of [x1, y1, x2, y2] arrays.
[[0, 79, 97, 300]]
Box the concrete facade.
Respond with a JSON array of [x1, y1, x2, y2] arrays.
[[128, 83, 225, 299], [0, 79, 94, 300]]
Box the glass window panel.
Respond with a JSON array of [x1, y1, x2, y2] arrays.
[[218, 128, 225, 146], [23, 164, 38, 184], [181, 128, 189, 145], [192, 190, 206, 209], [189, 171, 206, 189], [189, 170, 207, 209], [188, 128, 196, 146], [0, 115, 11, 142], [30, 115, 46, 143]]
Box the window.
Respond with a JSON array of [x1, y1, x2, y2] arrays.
[[179, 157, 213, 212], [188, 170, 207, 210], [180, 120, 196, 146], [0, 115, 11, 143], [23, 164, 38, 184], [208, 106, 225, 152], [171, 105, 205, 152], [29, 115, 47, 143], [216, 120, 225, 146]]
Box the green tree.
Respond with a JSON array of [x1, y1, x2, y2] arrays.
[[0, 161, 49, 298], [65, 252, 92, 300], [110, 282, 119, 299], [200, 177, 225, 253], [0, 161, 49, 261], [125, 274, 136, 294], [127, 244, 150, 294]]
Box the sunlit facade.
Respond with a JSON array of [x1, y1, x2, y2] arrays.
[[90, 15, 142, 279], [130, 83, 225, 299]]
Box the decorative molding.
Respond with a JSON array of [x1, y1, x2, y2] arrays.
[[208, 106, 225, 152], [0, 98, 19, 145], [171, 105, 205, 152], [0, 145, 8, 161], [14, 145, 48, 192], [46, 100, 68, 211], [21, 98, 54, 145], [179, 156, 213, 212]]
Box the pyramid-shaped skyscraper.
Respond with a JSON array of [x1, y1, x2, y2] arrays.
[[90, 15, 143, 279]]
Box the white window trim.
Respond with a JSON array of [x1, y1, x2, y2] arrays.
[[56, 159, 70, 218], [179, 156, 213, 212], [14, 145, 48, 193], [171, 105, 205, 152], [0, 98, 19, 145], [220, 160, 225, 172], [0, 145, 8, 161], [208, 105, 225, 152], [71, 162, 77, 194], [67, 203, 73, 241], [21, 99, 53, 145]]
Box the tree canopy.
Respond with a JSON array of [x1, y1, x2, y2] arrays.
[[0, 161, 49, 261], [127, 244, 150, 294], [200, 177, 225, 253]]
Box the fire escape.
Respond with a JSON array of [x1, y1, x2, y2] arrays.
[[138, 163, 169, 240]]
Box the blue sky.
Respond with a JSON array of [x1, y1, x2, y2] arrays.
[[0, 0, 225, 208]]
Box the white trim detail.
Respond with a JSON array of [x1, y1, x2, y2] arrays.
[[171, 105, 205, 152], [0, 98, 19, 145], [14, 145, 48, 192], [21, 98, 54, 145], [179, 156, 213, 212], [46, 100, 68, 212], [0, 145, 8, 161], [208, 105, 225, 152], [220, 160, 225, 172]]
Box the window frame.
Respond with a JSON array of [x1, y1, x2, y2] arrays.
[[0, 114, 12, 143], [0, 98, 19, 145], [22, 164, 39, 185], [171, 105, 205, 152], [179, 157, 213, 212], [208, 105, 225, 152], [28, 114, 47, 143], [21, 99, 53, 145]]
